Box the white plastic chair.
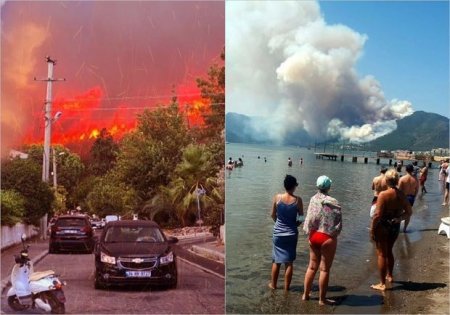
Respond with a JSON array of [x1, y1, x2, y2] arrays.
[[438, 217, 450, 239]]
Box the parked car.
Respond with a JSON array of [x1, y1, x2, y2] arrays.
[[90, 218, 105, 229], [104, 215, 120, 223], [49, 215, 95, 254], [94, 220, 178, 289]]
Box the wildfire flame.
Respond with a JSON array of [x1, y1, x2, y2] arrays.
[[21, 84, 210, 155]]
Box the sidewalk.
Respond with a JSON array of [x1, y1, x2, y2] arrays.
[[1, 236, 49, 293]]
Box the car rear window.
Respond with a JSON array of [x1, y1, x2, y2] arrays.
[[56, 218, 87, 227], [104, 226, 165, 243]]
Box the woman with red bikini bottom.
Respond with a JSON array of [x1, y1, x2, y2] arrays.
[[302, 175, 342, 306]]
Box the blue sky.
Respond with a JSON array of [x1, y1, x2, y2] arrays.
[[320, 1, 449, 118]]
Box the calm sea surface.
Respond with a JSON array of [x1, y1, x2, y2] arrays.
[[225, 143, 443, 314]]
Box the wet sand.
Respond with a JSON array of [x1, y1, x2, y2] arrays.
[[257, 182, 449, 314], [333, 199, 450, 314], [334, 217, 449, 314]]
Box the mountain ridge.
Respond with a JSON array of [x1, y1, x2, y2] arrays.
[[226, 111, 449, 151]]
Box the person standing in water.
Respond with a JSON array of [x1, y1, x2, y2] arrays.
[[288, 157, 293, 167], [370, 169, 412, 291], [302, 175, 342, 306], [418, 162, 428, 196], [269, 175, 304, 291], [398, 164, 418, 232], [371, 166, 388, 217]]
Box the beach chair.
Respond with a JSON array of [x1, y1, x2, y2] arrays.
[[438, 217, 450, 239]]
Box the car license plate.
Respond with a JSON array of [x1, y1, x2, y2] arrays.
[[125, 271, 151, 278], [65, 230, 78, 234]]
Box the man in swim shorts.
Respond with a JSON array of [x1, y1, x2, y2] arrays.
[[370, 166, 388, 217], [398, 164, 418, 232]]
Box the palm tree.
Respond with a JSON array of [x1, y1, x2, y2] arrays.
[[147, 144, 222, 227]]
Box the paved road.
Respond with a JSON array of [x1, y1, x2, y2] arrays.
[[1, 251, 224, 314]]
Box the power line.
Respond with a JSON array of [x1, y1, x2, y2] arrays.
[[53, 92, 223, 103], [57, 102, 225, 111]]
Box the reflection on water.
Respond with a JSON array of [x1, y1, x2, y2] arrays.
[[225, 143, 442, 313]]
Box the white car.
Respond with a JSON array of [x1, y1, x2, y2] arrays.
[[104, 215, 120, 224]]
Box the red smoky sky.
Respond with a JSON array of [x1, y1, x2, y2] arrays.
[[1, 1, 224, 156]]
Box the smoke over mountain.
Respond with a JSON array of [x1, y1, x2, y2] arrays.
[[226, 1, 413, 143], [1, 1, 224, 156]]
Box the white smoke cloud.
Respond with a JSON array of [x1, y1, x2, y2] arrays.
[[226, 1, 414, 143]]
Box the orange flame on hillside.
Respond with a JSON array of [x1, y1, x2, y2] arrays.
[[22, 84, 210, 155]]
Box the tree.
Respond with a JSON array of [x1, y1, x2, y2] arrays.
[[1, 158, 54, 225], [136, 101, 192, 167], [23, 144, 85, 209], [86, 173, 139, 218], [112, 102, 192, 203], [88, 128, 119, 176], [148, 144, 223, 227], [1, 189, 26, 226], [196, 48, 225, 142], [70, 175, 100, 212]]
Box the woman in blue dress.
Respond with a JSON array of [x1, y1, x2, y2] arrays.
[[269, 175, 304, 290]]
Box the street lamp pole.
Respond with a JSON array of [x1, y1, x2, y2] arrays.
[[34, 56, 65, 239], [52, 149, 65, 189], [195, 186, 206, 227]]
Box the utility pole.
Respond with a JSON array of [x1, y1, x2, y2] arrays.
[[34, 56, 65, 239]]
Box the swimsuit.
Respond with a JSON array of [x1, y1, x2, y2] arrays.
[[372, 196, 378, 204], [309, 230, 331, 247], [378, 217, 400, 240], [406, 195, 415, 206], [272, 197, 299, 263]]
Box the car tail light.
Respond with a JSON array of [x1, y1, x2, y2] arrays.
[[81, 226, 93, 236], [51, 226, 60, 236]]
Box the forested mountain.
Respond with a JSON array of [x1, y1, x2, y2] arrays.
[[226, 111, 449, 151]]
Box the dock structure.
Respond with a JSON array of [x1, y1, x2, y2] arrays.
[[314, 152, 434, 167], [315, 153, 380, 164], [315, 153, 338, 161]]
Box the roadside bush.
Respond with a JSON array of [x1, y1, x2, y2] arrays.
[[1, 189, 26, 226], [1, 158, 54, 225]]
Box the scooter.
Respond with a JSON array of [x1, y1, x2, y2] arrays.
[[7, 234, 66, 314]]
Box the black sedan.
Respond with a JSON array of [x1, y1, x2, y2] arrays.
[[49, 215, 95, 253], [94, 220, 178, 289]]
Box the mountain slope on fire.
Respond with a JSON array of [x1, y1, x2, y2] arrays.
[[2, 54, 225, 230]]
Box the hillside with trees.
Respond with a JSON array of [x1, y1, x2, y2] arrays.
[[1, 50, 225, 232]]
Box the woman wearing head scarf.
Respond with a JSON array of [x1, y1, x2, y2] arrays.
[[302, 175, 342, 305], [269, 175, 304, 291], [371, 169, 412, 291]]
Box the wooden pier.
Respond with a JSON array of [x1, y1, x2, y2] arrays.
[[314, 153, 434, 167]]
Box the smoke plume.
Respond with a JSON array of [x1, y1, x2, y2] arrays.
[[227, 1, 413, 143]]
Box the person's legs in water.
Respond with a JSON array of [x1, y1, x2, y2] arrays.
[[302, 244, 320, 300], [318, 237, 337, 305], [371, 226, 389, 291], [443, 183, 449, 206], [270, 263, 281, 289], [385, 235, 397, 283], [284, 262, 293, 291]]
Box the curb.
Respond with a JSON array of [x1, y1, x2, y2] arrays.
[[177, 257, 225, 280], [191, 245, 225, 263], [1, 250, 48, 294]]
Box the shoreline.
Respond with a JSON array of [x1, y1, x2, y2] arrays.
[[391, 223, 449, 314]]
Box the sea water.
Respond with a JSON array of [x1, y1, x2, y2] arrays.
[[225, 143, 442, 313]]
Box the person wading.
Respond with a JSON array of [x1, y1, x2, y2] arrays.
[[302, 175, 342, 306], [370, 169, 412, 291], [269, 175, 304, 291]]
